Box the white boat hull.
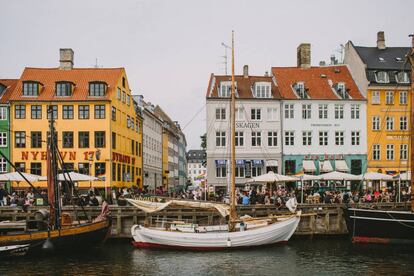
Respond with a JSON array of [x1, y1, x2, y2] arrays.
[[131, 213, 301, 250]]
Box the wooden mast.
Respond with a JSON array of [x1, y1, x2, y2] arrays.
[[229, 31, 237, 231], [409, 34, 414, 212]]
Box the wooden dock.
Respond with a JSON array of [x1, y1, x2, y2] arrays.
[[0, 202, 410, 238]]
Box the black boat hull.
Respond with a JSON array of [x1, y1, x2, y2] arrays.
[[343, 208, 414, 244], [0, 219, 112, 256]]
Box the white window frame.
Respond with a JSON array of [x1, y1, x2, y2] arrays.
[[0, 132, 7, 147], [302, 104, 311, 119], [215, 131, 226, 147], [285, 131, 295, 146], [302, 131, 312, 146], [319, 131, 328, 146], [396, 72, 409, 84], [335, 131, 344, 146], [372, 116, 380, 131], [385, 91, 394, 105], [251, 131, 262, 147], [334, 104, 344, 119], [351, 104, 360, 119], [400, 91, 408, 105], [318, 104, 328, 119], [284, 104, 294, 119], [371, 91, 380, 104], [400, 116, 408, 131], [386, 144, 394, 160], [254, 82, 271, 98], [0, 158, 6, 173], [267, 131, 278, 147], [400, 144, 408, 160], [0, 107, 7, 120], [235, 107, 245, 120], [375, 71, 389, 83], [267, 108, 278, 121], [251, 108, 261, 121], [386, 117, 394, 130], [373, 144, 380, 160], [235, 131, 244, 147], [351, 131, 360, 146], [215, 108, 226, 120]]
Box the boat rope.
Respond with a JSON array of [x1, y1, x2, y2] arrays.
[[385, 211, 414, 229]]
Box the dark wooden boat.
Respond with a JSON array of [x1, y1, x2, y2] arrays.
[[343, 37, 414, 244], [0, 108, 111, 257], [343, 207, 414, 244]]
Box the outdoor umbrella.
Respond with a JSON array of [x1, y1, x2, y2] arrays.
[[39, 171, 99, 182], [318, 171, 361, 181], [246, 171, 297, 183], [399, 171, 411, 181], [293, 174, 321, 181], [0, 172, 42, 182], [359, 172, 393, 181]]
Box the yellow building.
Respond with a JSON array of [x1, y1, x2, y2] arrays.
[[9, 49, 142, 191], [345, 32, 411, 174]]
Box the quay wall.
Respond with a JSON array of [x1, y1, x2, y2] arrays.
[[0, 203, 410, 238]]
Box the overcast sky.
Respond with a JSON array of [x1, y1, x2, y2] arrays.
[[1, 0, 414, 149]]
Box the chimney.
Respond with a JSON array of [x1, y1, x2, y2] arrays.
[[377, 31, 386, 50], [297, 43, 311, 68], [59, 48, 74, 70], [243, 65, 249, 78]]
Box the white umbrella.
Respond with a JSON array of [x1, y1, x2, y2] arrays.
[[38, 171, 99, 182], [319, 171, 361, 181], [359, 172, 394, 181], [399, 171, 411, 181], [0, 172, 41, 182], [246, 171, 297, 183], [294, 174, 321, 181]]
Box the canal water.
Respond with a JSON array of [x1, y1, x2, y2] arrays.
[[1, 239, 414, 275]]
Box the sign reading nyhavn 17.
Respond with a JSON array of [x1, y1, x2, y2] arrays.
[[20, 151, 135, 165]]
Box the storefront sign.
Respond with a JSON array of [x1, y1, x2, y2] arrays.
[[386, 135, 409, 140], [304, 154, 344, 160], [235, 122, 260, 129], [112, 152, 136, 165], [21, 151, 77, 161]]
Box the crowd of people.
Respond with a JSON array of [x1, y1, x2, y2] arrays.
[[0, 184, 412, 209]]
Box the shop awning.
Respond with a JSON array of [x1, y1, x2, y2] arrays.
[[252, 160, 264, 167], [235, 160, 245, 167], [319, 160, 333, 173], [302, 160, 317, 172], [215, 160, 227, 167], [265, 160, 279, 167], [335, 160, 349, 172]]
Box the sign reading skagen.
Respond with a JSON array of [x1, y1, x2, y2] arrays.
[[236, 122, 260, 129]]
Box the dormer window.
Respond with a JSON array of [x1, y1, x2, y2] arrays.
[[218, 81, 234, 98], [56, 82, 73, 96], [23, 81, 40, 96], [0, 84, 6, 94], [336, 82, 350, 99], [396, 71, 409, 84], [89, 82, 107, 97], [253, 82, 271, 98], [293, 82, 308, 99], [375, 71, 389, 83]]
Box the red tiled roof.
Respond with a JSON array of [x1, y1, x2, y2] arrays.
[[206, 74, 281, 99], [0, 79, 18, 103], [272, 65, 364, 100], [8, 67, 124, 102]]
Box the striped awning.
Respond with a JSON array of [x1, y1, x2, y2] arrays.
[[302, 160, 317, 173], [319, 160, 333, 173], [335, 160, 349, 172]]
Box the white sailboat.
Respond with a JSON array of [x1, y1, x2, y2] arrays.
[[130, 31, 301, 250]]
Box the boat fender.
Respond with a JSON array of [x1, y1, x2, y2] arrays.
[[42, 238, 54, 252], [240, 221, 246, 232], [227, 238, 231, 247]]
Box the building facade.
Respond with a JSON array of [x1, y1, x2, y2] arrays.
[[0, 79, 17, 183], [273, 44, 367, 176], [206, 66, 282, 191], [134, 96, 163, 191], [344, 31, 411, 174], [154, 105, 179, 192], [186, 149, 206, 183], [9, 49, 142, 190], [176, 123, 187, 188]]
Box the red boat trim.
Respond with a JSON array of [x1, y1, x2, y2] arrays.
[[352, 236, 390, 244], [132, 240, 288, 251]]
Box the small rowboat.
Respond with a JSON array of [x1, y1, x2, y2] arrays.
[[0, 244, 30, 258]]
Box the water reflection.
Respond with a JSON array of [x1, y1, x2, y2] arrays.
[[1, 240, 414, 276]]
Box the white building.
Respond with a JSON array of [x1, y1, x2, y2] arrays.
[[134, 95, 163, 191], [206, 66, 282, 192], [272, 44, 367, 175], [187, 149, 206, 183]]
